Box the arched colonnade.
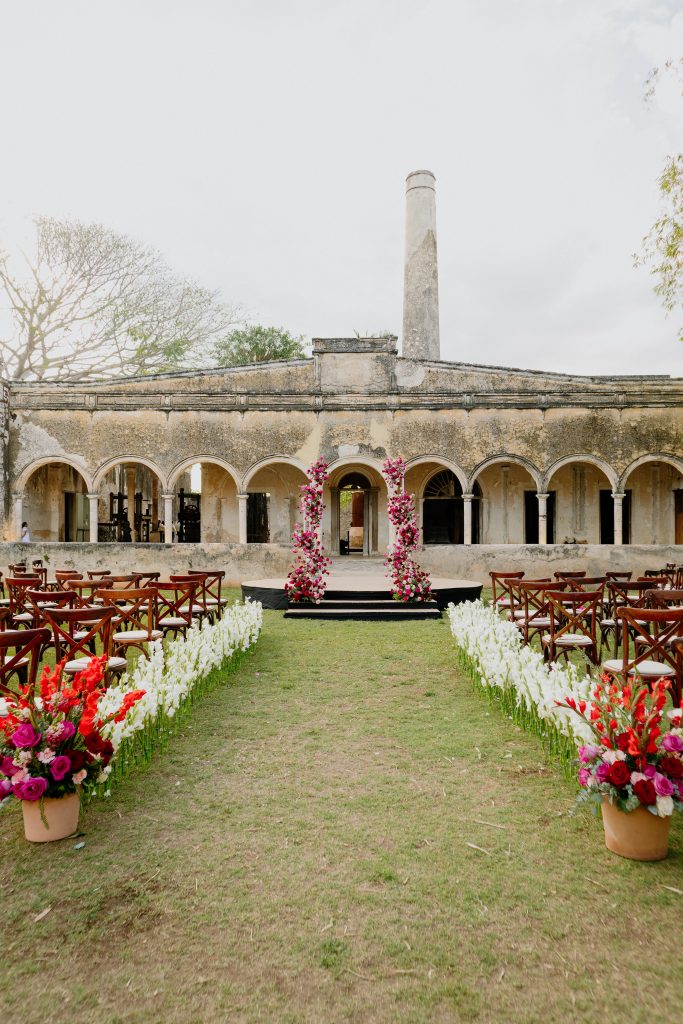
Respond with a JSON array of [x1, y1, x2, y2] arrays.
[[11, 451, 683, 548]]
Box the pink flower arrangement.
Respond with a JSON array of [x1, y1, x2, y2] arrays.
[[285, 458, 332, 604], [0, 658, 145, 804], [382, 456, 432, 603], [557, 676, 683, 818]]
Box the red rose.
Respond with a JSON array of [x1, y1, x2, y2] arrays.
[[64, 749, 88, 773], [84, 733, 113, 761], [615, 731, 631, 753], [659, 755, 683, 780], [607, 761, 631, 788], [633, 779, 657, 806]]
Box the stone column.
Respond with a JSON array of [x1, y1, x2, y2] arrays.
[[463, 492, 474, 545], [87, 494, 99, 543], [612, 492, 625, 546], [162, 493, 174, 546], [402, 170, 440, 361], [237, 493, 249, 545], [330, 487, 339, 553], [126, 467, 136, 540], [12, 492, 23, 542], [537, 492, 550, 545]]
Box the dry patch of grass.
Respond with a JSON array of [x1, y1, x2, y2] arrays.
[[1, 596, 681, 1024]]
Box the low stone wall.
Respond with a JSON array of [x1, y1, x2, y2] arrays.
[[1, 541, 680, 587]]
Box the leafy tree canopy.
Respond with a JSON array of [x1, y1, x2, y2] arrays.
[[211, 324, 308, 367]]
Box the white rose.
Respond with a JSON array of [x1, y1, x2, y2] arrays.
[[656, 795, 674, 818]]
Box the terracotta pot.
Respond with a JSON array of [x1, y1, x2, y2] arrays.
[[601, 798, 671, 861], [22, 792, 80, 843]]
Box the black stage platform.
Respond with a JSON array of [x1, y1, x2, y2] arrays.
[[242, 574, 483, 611]]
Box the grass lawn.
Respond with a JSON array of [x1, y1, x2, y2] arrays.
[[1, 597, 682, 1024]]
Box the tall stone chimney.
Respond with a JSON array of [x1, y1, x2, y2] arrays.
[[402, 169, 440, 361]]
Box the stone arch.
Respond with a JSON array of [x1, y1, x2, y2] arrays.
[[326, 456, 386, 489], [405, 455, 468, 496], [242, 455, 308, 491], [618, 453, 683, 490], [15, 456, 93, 494], [543, 454, 617, 491], [168, 456, 241, 491], [469, 454, 542, 491], [93, 455, 168, 492]]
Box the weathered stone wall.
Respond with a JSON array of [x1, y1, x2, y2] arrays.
[[1, 542, 679, 587]]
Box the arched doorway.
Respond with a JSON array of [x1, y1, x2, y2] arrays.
[[337, 472, 372, 555], [421, 470, 482, 544], [21, 461, 90, 542], [95, 461, 164, 542]]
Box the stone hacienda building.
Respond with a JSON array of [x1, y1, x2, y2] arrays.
[[1, 171, 682, 580]]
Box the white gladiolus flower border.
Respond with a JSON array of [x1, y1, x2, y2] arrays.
[[90, 599, 263, 797], [448, 600, 596, 775]]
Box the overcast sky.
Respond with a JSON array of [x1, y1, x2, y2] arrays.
[[1, 0, 681, 376]]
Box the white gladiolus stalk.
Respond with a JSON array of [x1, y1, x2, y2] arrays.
[[448, 600, 596, 771], [92, 600, 263, 793]]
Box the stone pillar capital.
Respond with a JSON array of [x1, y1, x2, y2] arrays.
[[462, 492, 475, 502], [611, 491, 626, 501]]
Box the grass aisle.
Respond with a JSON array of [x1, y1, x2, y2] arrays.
[[1, 606, 681, 1024]]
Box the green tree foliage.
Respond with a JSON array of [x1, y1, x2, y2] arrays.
[[211, 324, 308, 367]]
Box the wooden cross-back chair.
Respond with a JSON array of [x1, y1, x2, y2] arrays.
[[6, 576, 42, 628], [602, 580, 666, 654], [65, 577, 114, 608], [24, 588, 78, 655], [86, 569, 113, 581], [516, 580, 563, 646], [187, 570, 225, 620], [541, 589, 603, 666], [132, 571, 161, 587], [603, 607, 683, 706], [97, 586, 162, 659], [489, 572, 525, 613], [0, 627, 52, 697], [150, 581, 197, 639], [39, 605, 126, 684]]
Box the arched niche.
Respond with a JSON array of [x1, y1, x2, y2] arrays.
[[21, 460, 90, 542], [620, 457, 683, 545], [245, 460, 308, 544], [545, 458, 616, 545]]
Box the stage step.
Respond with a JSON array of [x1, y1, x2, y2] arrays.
[[284, 598, 442, 621]]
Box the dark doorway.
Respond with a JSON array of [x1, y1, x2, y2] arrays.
[[178, 488, 201, 543], [524, 491, 555, 543], [423, 470, 463, 544], [676, 491, 683, 545], [337, 472, 370, 555], [599, 490, 631, 544], [247, 492, 269, 543]]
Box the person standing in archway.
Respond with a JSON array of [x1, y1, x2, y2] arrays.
[[20, 521, 31, 542]]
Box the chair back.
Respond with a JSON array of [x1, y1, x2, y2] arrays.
[[8, 563, 27, 575], [40, 605, 116, 666], [133, 571, 161, 587], [187, 569, 225, 611], [615, 606, 683, 688], [105, 574, 142, 591], [150, 581, 196, 628], [605, 571, 632, 581], [646, 589, 683, 610], [24, 588, 78, 619], [545, 588, 602, 661], [489, 572, 524, 607], [6, 576, 42, 616], [0, 627, 52, 697], [56, 571, 83, 588], [86, 569, 112, 580], [553, 571, 587, 580], [68, 577, 114, 607], [97, 587, 157, 638]]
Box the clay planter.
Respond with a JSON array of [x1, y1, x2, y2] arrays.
[[22, 792, 80, 843], [601, 799, 671, 861]]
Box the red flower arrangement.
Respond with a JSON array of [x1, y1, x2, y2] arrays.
[[382, 456, 432, 603], [285, 458, 332, 604], [556, 675, 683, 818], [0, 657, 145, 804]]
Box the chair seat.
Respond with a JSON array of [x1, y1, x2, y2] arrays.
[[601, 618, 615, 628], [63, 655, 128, 674], [554, 634, 593, 646], [496, 598, 512, 608], [528, 616, 551, 627], [204, 598, 219, 606], [158, 616, 189, 628], [113, 629, 162, 642], [0, 598, 12, 607], [512, 610, 526, 619], [603, 658, 675, 678], [12, 612, 33, 622]]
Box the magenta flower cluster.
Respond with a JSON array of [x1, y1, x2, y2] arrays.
[[382, 457, 432, 603], [284, 458, 332, 604]]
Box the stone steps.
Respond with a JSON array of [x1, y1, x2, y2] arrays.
[[284, 597, 442, 621]]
